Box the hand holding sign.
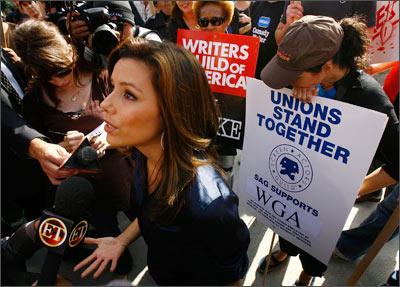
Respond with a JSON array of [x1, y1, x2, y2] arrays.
[[287, 1, 303, 25], [292, 86, 318, 103]]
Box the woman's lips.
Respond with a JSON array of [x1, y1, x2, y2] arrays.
[[104, 121, 117, 134]]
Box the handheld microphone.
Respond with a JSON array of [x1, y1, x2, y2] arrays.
[[76, 146, 98, 167], [61, 138, 100, 172], [37, 176, 94, 286]]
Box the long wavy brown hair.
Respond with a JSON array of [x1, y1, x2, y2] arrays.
[[109, 38, 220, 223], [11, 19, 87, 106]]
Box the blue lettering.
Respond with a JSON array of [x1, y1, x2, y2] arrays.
[[307, 135, 322, 151], [334, 146, 350, 164], [297, 130, 309, 145], [314, 103, 329, 121], [316, 122, 331, 137], [303, 117, 317, 134], [320, 140, 335, 158], [273, 106, 283, 120], [283, 108, 294, 123], [329, 108, 342, 125], [276, 122, 286, 137], [282, 93, 294, 109], [291, 113, 302, 129], [265, 118, 275, 130], [271, 90, 280, 104], [286, 126, 296, 142], [257, 113, 265, 126], [300, 102, 313, 115]]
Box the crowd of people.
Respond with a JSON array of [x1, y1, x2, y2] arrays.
[[1, 1, 398, 286]]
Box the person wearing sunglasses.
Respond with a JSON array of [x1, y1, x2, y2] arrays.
[[12, 19, 135, 275], [192, 1, 238, 189], [193, 1, 234, 34]]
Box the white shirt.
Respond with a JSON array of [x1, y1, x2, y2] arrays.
[[133, 1, 154, 23]]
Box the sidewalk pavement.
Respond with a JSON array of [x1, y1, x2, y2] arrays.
[[26, 197, 398, 286]]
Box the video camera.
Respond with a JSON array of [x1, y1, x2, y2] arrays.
[[76, 6, 122, 55], [47, 2, 125, 55]]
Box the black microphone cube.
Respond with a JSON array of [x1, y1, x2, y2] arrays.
[[36, 209, 90, 254]]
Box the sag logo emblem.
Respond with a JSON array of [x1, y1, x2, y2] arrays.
[[38, 218, 67, 247], [269, 144, 313, 193]]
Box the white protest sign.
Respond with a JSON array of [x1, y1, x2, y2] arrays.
[[238, 78, 388, 264], [370, 1, 399, 64]]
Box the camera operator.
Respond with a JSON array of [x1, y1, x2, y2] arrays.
[[64, 1, 160, 67]]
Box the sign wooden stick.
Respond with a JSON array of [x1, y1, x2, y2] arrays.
[[347, 204, 399, 285]]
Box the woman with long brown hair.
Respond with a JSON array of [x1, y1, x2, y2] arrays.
[[74, 38, 250, 285], [165, 0, 198, 42], [12, 19, 134, 274]]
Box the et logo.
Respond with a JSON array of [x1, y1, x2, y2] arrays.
[[69, 220, 88, 247], [38, 218, 67, 247], [269, 144, 313, 193]]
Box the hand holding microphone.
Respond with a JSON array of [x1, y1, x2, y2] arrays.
[[37, 176, 95, 285], [1, 176, 94, 286]]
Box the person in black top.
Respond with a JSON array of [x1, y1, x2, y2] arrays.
[[144, 1, 172, 39], [260, 15, 398, 286], [165, 1, 198, 43], [1, 47, 75, 234], [74, 38, 250, 285], [275, 0, 376, 45], [250, 1, 285, 79]]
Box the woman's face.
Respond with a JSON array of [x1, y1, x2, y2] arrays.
[[17, 1, 46, 20], [292, 71, 326, 89], [176, 1, 193, 14], [101, 58, 163, 150], [198, 3, 229, 33], [155, 0, 173, 15], [48, 44, 74, 88]]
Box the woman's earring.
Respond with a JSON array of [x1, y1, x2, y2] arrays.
[[161, 132, 165, 150]]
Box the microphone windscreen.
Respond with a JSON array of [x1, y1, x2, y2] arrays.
[[54, 176, 94, 220], [76, 146, 98, 166]]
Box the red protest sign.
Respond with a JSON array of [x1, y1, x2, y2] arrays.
[[177, 29, 260, 97]]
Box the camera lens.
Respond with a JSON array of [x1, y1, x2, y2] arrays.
[[92, 24, 119, 55]]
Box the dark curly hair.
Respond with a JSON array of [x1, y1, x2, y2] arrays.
[[307, 16, 370, 73]]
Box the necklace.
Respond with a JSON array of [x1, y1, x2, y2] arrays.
[[71, 94, 78, 102]]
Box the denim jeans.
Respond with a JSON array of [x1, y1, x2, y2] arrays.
[[336, 184, 399, 261]]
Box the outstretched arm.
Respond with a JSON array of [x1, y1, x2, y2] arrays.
[[74, 218, 141, 279]]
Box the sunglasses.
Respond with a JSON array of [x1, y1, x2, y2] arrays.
[[33, 67, 73, 81], [52, 67, 73, 78], [198, 17, 226, 28]]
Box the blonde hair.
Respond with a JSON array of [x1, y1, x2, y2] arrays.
[[193, 1, 235, 24]]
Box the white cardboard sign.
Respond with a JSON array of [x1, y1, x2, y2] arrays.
[[238, 78, 388, 264]]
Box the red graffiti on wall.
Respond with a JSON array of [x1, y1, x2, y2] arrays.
[[373, 1, 399, 53]]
